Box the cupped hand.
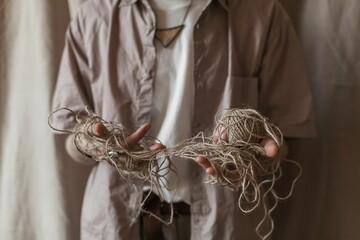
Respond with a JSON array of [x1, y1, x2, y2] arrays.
[[195, 137, 281, 177], [92, 122, 166, 159]]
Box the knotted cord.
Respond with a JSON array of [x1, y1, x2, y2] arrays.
[[48, 107, 302, 239]]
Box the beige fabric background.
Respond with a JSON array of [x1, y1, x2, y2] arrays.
[[0, 0, 359, 239]]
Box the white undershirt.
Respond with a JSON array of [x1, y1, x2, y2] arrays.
[[147, 0, 206, 204]]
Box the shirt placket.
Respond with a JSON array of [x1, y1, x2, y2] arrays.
[[134, 1, 157, 125], [190, 1, 214, 237]]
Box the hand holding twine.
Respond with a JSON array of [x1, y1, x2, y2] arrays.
[[48, 107, 301, 240]]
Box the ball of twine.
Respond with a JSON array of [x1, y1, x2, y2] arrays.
[[48, 107, 301, 240]]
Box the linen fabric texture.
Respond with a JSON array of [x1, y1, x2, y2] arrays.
[[52, 0, 316, 239]]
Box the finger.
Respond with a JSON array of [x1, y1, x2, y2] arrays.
[[195, 156, 211, 167], [149, 143, 166, 151], [93, 122, 109, 137], [195, 156, 217, 175], [205, 167, 217, 175], [260, 138, 279, 158], [126, 123, 151, 147], [220, 128, 228, 142], [213, 124, 228, 144]]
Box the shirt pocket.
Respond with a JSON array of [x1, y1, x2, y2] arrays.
[[225, 76, 259, 109]]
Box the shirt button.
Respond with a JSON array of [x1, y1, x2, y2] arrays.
[[144, 72, 152, 80]]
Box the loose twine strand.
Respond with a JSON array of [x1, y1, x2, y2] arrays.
[[48, 107, 302, 240]]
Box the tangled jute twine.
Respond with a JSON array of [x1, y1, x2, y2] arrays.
[[48, 107, 302, 240]]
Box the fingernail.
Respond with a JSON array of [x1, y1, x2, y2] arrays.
[[141, 123, 151, 131], [149, 144, 158, 150]]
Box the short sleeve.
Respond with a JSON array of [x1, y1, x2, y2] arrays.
[[51, 15, 94, 133], [258, 4, 316, 138]]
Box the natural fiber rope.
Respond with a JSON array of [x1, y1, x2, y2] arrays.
[[48, 107, 302, 240]]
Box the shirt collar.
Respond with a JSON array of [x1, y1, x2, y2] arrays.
[[118, 0, 229, 9], [118, 0, 138, 7]]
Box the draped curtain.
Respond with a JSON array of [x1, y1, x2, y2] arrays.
[[0, 0, 359, 239], [275, 1, 360, 239], [0, 1, 88, 240]]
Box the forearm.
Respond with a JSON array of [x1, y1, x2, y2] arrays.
[[65, 134, 97, 166]]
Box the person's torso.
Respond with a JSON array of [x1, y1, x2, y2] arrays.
[[76, 0, 274, 133]]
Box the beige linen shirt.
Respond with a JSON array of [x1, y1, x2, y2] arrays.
[[52, 0, 316, 239]]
